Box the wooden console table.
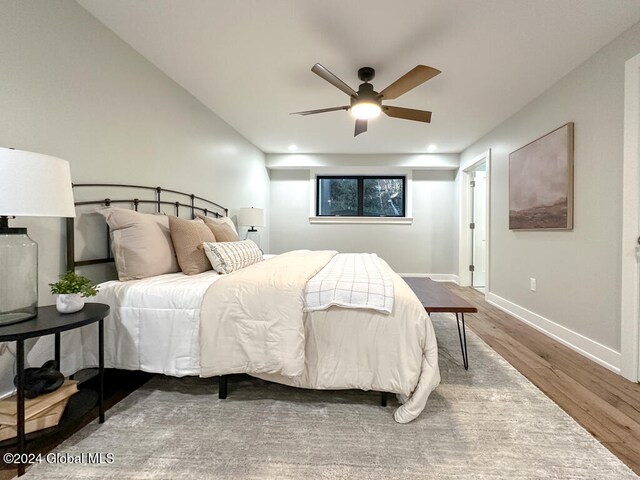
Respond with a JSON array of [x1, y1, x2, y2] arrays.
[[402, 277, 477, 370]]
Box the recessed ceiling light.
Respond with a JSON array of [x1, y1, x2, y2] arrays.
[[427, 144, 437, 152], [288, 144, 298, 152]]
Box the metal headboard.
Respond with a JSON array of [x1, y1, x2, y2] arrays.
[[66, 183, 229, 272]]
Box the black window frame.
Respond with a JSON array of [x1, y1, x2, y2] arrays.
[[316, 175, 406, 217]]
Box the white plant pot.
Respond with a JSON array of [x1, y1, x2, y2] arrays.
[[56, 294, 85, 314]]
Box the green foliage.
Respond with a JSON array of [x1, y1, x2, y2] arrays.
[[325, 178, 357, 215], [363, 178, 403, 216], [319, 177, 404, 216], [49, 271, 99, 297]]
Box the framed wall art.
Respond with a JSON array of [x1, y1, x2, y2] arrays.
[[509, 122, 574, 230]]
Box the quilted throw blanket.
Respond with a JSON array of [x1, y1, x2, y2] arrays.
[[199, 250, 338, 378], [304, 253, 394, 314]]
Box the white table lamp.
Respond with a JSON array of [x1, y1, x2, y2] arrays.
[[0, 148, 76, 325], [239, 207, 265, 248]]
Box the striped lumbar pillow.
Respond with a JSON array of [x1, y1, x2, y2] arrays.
[[201, 240, 263, 274]]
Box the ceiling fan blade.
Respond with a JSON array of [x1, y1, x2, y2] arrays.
[[379, 65, 441, 100], [383, 106, 432, 123], [311, 63, 358, 97], [354, 119, 367, 136], [290, 105, 350, 116]]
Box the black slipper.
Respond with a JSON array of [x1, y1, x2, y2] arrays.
[[14, 360, 65, 399], [41, 360, 59, 371]]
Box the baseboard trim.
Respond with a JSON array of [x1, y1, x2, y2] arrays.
[[486, 292, 621, 374], [399, 273, 460, 284]]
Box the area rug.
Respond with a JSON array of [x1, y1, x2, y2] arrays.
[[21, 314, 637, 479]]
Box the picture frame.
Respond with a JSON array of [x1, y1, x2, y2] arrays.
[[509, 122, 574, 230]]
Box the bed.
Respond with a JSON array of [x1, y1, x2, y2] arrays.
[[29, 184, 440, 423]]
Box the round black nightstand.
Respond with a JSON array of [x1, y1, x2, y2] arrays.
[[0, 303, 110, 476]]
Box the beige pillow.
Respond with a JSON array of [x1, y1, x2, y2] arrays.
[[169, 216, 216, 275], [205, 222, 239, 242], [98, 208, 180, 281], [196, 214, 239, 235]]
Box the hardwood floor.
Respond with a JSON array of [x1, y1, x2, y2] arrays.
[[446, 283, 640, 476]]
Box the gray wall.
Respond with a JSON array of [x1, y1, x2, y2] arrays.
[[269, 168, 458, 274], [460, 21, 640, 352], [0, 1, 269, 397]]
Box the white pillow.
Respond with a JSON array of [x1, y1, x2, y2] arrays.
[[202, 240, 263, 274], [196, 213, 238, 234]]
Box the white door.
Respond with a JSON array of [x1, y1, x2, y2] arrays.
[[471, 167, 487, 288]]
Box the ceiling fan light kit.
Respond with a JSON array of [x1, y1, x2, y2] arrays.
[[291, 63, 441, 136], [351, 102, 381, 120]]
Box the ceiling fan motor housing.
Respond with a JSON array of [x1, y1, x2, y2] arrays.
[[352, 82, 381, 107]]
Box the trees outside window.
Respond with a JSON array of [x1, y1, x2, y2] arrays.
[[317, 176, 405, 217]]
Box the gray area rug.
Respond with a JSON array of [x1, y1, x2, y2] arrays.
[[22, 314, 637, 479]]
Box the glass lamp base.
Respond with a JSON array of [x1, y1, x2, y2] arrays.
[[1, 228, 38, 326], [0, 309, 37, 326]]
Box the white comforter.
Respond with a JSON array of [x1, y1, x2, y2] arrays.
[[200, 250, 440, 423]]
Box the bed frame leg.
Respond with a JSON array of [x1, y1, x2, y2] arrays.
[[219, 375, 228, 399], [380, 392, 387, 407]]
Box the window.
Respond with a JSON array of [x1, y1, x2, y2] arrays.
[[316, 176, 405, 217]]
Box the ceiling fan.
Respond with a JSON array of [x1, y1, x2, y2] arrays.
[[291, 63, 441, 136]]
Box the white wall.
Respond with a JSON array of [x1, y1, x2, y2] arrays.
[[460, 21, 640, 367], [0, 1, 269, 396], [269, 165, 458, 276]]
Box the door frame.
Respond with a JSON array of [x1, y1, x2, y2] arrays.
[[458, 149, 491, 293], [621, 53, 640, 382]]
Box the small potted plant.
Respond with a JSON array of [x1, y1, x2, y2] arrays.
[[49, 271, 99, 314]]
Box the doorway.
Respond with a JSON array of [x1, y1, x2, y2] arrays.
[[470, 164, 487, 290], [458, 149, 491, 290], [621, 52, 640, 382]]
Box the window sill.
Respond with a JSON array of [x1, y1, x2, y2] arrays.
[[308, 216, 413, 225]]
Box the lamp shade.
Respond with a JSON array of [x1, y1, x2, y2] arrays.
[[0, 147, 75, 218], [239, 207, 265, 227]]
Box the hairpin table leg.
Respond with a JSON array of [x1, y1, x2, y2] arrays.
[[455, 313, 469, 370]]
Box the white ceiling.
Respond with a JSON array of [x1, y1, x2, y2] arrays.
[[78, 0, 640, 154]]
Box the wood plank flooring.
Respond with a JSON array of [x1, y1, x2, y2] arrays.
[[445, 283, 640, 476]]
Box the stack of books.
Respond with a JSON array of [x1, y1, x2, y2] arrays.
[[0, 380, 78, 441]]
